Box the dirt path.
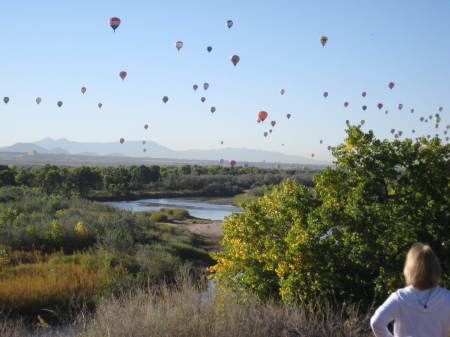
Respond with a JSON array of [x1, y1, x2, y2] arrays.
[[170, 220, 224, 252]]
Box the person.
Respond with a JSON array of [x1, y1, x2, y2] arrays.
[[370, 243, 450, 337]]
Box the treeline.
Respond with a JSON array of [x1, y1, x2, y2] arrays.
[[0, 164, 319, 198]]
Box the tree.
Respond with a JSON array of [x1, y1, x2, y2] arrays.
[[70, 166, 102, 196], [36, 165, 64, 195], [102, 167, 131, 196], [211, 127, 450, 304], [0, 165, 16, 187]]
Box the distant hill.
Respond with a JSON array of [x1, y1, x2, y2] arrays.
[[0, 138, 329, 165]]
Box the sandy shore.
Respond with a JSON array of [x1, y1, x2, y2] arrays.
[[170, 220, 224, 251]]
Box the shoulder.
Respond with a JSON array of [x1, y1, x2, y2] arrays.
[[438, 287, 450, 301]]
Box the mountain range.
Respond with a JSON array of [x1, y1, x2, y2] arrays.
[[0, 138, 329, 165]]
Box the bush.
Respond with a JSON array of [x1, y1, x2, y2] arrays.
[[211, 127, 450, 304]]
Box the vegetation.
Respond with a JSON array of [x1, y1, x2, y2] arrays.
[[211, 127, 450, 304], [0, 164, 318, 200], [0, 187, 212, 320]]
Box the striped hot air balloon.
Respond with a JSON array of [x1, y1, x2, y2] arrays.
[[109, 17, 121, 32]]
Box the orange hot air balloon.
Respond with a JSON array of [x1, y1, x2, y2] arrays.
[[344, 101, 349, 108], [361, 91, 367, 98], [120, 138, 125, 144], [230, 160, 236, 167], [98, 103, 103, 109], [231, 55, 240, 66], [270, 121, 276, 127], [258, 110, 268, 122], [81, 87, 87, 94], [398, 104, 403, 110], [388, 82, 395, 89], [119, 71, 127, 80], [264, 131, 268, 137], [286, 113, 291, 119], [35, 97, 42, 104], [377, 103, 383, 110], [144, 124, 149, 130], [323, 91, 328, 98]]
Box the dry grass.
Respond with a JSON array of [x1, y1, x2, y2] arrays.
[[82, 276, 372, 337]]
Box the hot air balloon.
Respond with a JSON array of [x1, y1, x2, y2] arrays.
[[410, 108, 415, 113], [258, 110, 268, 122], [230, 159, 236, 167], [320, 36, 328, 47], [231, 55, 240, 66], [264, 132, 268, 137], [361, 91, 367, 98], [323, 91, 328, 98], [280, 89, 285, 95], [412, 129, 415, 133], [398, 104, 403, 110], [346, 120, 350, 125], [320, 140, 323, 144], [438, 106, 444, 112], [162, 96, 169, 104], [344, 101, 349, 108], [311, 153, 315, 158], [377, 103, 383, 110], [362, 105, 367, 111], [210, 106, 216, 113], [360, 119, 365, 125], [420, 117, 424, 122], [220, 141, 224, 145], [142, 140, 146, 145], [388, 82, 395, 89], [390, 129, 395, 134], [203, 83, 209, 90], [3, 97, 9, 104], [276, 163, 281, 169], [193, 84, 198, 91], [175, 41, 183, 51], [35, 97, 42, 104], [270, 121, 276, 127], [399, 131, 403, 136], [286, 113, 291, 119], [120, 138, 125, 144], [226, 20, 233, 29], [57, 101, 63, 107], [98, 103, 103, 109], [81, 87, 87, 94], [327, 146, 332, 151], [119, 71, 127, 80], [385, 110, 389, 115], [109, 17, 121, 32], [143, 148, 147, 153], [207, 46, 212, 53], [144, 124, 149, 130], [201, 97, 206, 103]]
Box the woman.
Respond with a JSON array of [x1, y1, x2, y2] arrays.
[[370, 243, 450, 337]]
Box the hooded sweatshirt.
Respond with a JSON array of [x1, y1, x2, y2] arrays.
[[370, 286, 450, 337]]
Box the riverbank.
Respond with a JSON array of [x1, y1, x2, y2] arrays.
[[89, 190, 239, 202]]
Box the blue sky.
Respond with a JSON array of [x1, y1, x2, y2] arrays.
[[0, 0, 449, 161]]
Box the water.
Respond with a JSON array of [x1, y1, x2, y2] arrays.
[[105, 198, 242, 220]]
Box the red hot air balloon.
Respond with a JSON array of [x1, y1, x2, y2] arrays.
[[398, 104, 403, 110], [264, 131, 268, 137], [98, 103, 103, 109], [377, 103, 383, 110], [270, 121, 276, 127], [258, 110, 268, 122], [119, 138, 125, 144], [344, 101, 349, 108], [286, 113, 291, 119], [362, 105, 367, 111], [144, 124, 149, 130], [388, 82, 395, 89], [35, 97, 42, 104], [109, 17, 121, 32], [323, 91, 328, 98], [119, 71, 127, 80], [81, 87, 87, 94], [231, 55, 240, 66], [361, 91, 367, 98], [230, 160, 236, 167]]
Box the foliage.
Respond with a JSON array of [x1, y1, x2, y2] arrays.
[[212, 127, 450, 304]]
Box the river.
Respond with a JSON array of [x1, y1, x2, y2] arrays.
[[105, 198, 242, 220]]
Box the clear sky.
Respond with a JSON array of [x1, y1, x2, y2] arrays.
[[0, 0, 449, 161]]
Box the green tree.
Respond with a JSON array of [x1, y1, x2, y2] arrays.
[[212, 127, 450, 304], [70, 166, 102, 196], [0, 165, 16, 187], [102, 167, 131, 196], [36, 165, 64, 194]]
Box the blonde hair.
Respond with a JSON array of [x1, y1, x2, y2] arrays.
[[403, 243, 441, 290]]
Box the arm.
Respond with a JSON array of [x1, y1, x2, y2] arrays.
[[370, 293, 398, 337]]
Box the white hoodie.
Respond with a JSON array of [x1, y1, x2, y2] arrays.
[[370, 286, 450, 337]]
